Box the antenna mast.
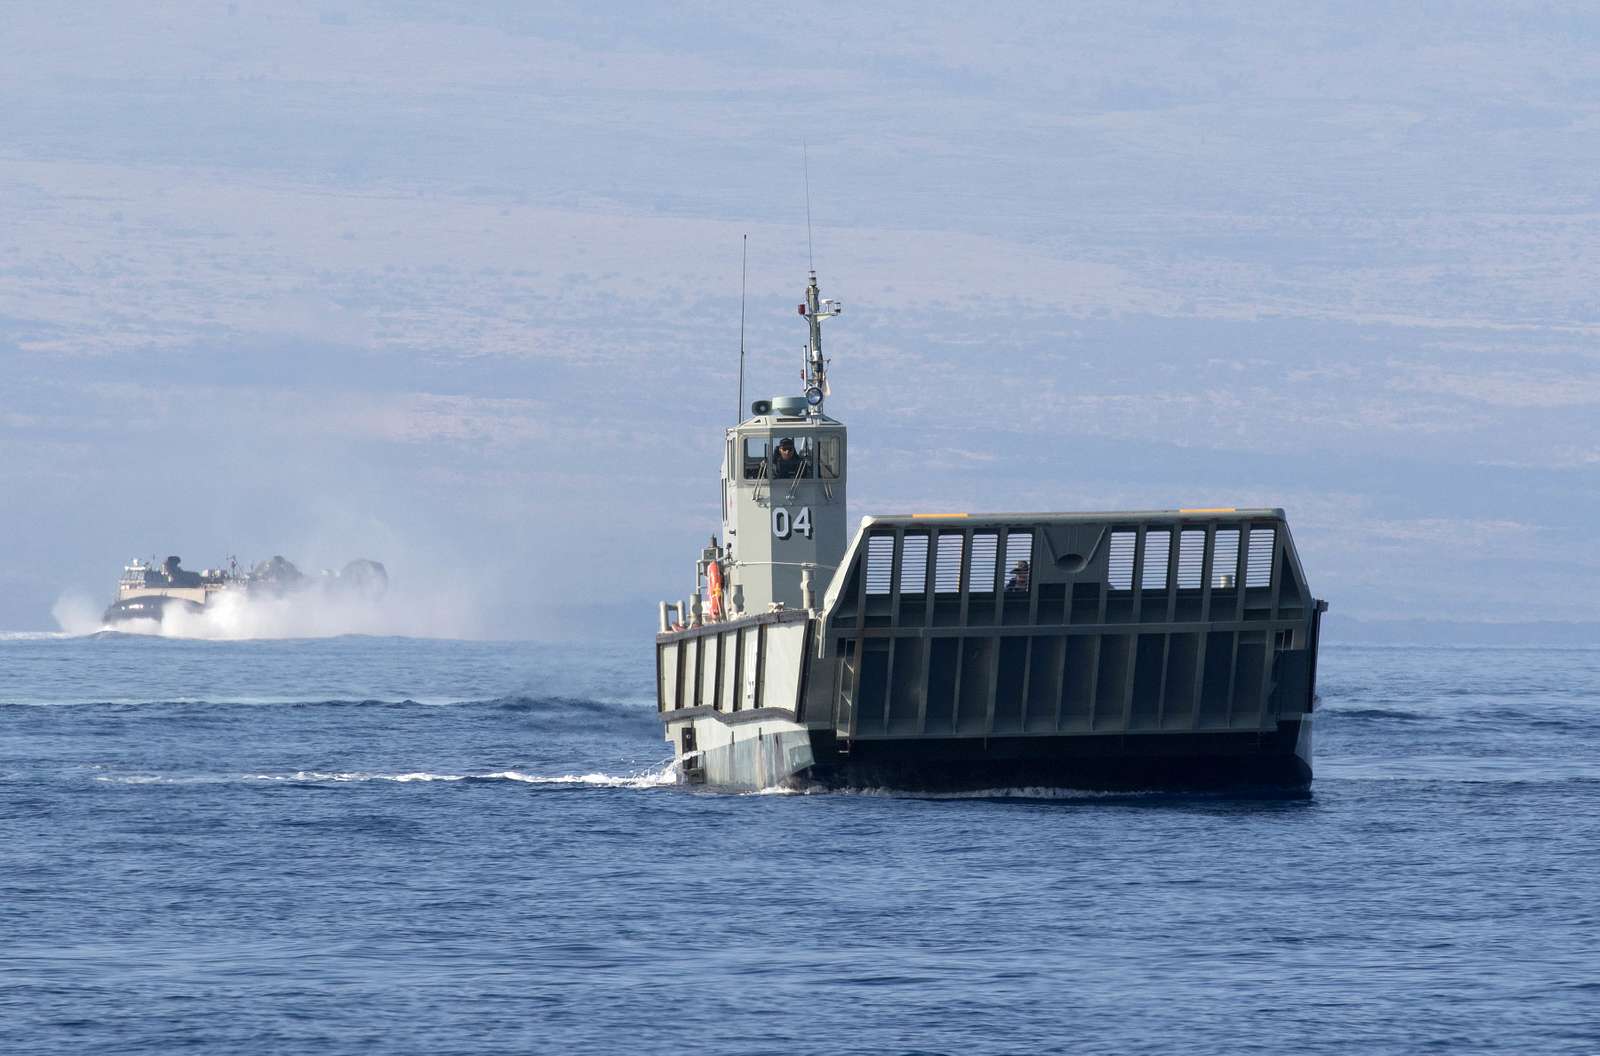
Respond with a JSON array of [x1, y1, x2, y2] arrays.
[[798, 147, 841, 416], [803, 142, 815, 273], [737, 234, 747, 423]]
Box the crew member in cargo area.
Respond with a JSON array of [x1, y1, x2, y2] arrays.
[[1007, 559, 1031, 592]]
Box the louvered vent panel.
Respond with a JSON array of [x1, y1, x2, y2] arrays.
[[1141, 530, 1171, 589], [1108, 531, 1137, 590], [934, 534, 963, 593], [970, 533, 999, 594], [1213, 529, 1241, 587], [865, 535, 895, 595], [901, 534, 930, 595], [1177, 530, 1206, 588], [1246, 528, 1275, 588]]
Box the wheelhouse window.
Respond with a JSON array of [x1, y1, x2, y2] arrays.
[[818, 436, 842, 479], [742, 434, 841, 480], [743, 437, 772, 479]]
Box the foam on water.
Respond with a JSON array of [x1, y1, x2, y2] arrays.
[[49, 579, 485, 641], [480, 766, 681, 788], [4, 696, 426, 708], [0, 694, 637, 713], [92, 764, 681, 789]]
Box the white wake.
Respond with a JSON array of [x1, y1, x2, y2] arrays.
[[51, 582, 481, 640], [94, 763, 681, 789]]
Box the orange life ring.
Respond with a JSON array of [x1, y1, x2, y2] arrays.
[[707, 560, 724, 621]]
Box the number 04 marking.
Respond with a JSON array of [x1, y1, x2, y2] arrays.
[[772, 505, 813, 540]]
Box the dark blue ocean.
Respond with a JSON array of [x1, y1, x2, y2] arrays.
[[3, 634, 1598, 1054]]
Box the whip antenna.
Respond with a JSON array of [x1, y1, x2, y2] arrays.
[[803, 141, 814, 273], [737, 234, 747, 423]]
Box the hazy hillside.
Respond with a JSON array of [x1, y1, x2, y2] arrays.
[[3, 3, 1598, 635]]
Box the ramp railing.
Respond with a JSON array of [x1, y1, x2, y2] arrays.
[[823, 510, 1322, 741]]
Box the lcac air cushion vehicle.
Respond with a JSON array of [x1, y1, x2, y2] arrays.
[[656, 269, 1327, 792]]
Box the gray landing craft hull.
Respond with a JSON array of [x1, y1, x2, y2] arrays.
[[808, 725, 1313, 792], [667, 710, 1312, 793], [660, 510, 1325, 794]]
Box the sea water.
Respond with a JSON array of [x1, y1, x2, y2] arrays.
[[2, 633, 1597, 1054]]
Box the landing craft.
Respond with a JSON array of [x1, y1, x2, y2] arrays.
[[655, 267, 1327, 792], [104, 554, 388, 625]]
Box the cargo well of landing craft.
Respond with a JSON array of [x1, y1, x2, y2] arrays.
[[655, 268, 1326, 793]]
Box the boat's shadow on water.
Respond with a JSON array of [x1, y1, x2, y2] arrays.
[[767, 781, 1316, 811], [963, 788, 1317, 813]]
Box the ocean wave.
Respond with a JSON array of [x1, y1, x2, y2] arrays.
[[1327, 707, 1431, 722], [50, 585, 485, 641], [88, 763, 1201, 798], [0, 694, 650, 714], [490, 694, 626, 714], [1319, 758, 1600, 784], [93, 763, 680, 789], [474, 769, 679, 789], [4, 697, 437, 708], [746, 779, 1181, 800]]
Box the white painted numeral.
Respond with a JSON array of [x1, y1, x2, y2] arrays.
[[772, 506, 813, 540]]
